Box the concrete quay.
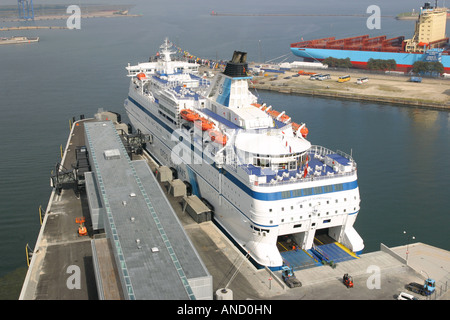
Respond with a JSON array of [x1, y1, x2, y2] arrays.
[[248, 66, 450, 111]]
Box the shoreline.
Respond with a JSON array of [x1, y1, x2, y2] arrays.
[[0, 12, 142, 24], [249, 67, 450, 111]]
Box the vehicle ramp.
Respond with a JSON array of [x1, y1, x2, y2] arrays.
[[281, 242, 358, 270]]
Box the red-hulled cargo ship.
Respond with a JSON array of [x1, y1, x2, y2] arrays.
[[291, 2, 450, 72]]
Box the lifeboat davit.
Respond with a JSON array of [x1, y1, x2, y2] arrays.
[[292, 122, 309, 138], [277, 112, 290, 123], [267, 109, 290, 122], [180, 109, 200, 122], [194, 117, 214, 131], [137, 72, 147, 80], [209, 130, 227, 145]]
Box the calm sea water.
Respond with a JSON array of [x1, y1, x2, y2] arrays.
[[0, 0, 449, 297]]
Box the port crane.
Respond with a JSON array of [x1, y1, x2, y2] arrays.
[[18, 0, 34, 20]]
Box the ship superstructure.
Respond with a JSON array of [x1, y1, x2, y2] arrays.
[[124, 38, 364, 270], [291, 2, 450, 72]]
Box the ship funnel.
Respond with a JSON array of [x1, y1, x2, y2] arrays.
[[223, 51, 249, 77]]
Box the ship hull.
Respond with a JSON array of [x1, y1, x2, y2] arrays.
[[290, 47, 450, 72], [125, 89, 364, 270], [124, 41, 364, 270], [0, 37, 39, 45]]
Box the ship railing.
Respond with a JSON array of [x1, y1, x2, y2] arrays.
[[231, 164, 356, 188], [254, 168, 356, 187], [152, 74, 210, 89], [230, 145, 357, 187], [234, 164, 357, 187], [309, 145, 356, 167]]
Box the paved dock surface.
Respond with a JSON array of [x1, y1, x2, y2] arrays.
[[21, 120, 98, 299], [244, 65, 450, 110]]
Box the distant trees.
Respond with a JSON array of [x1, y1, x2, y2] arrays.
[[367, 58, 397, 71], [323, 57, 353, 68], [412, 61, 444, 75], [323, 57, 397, 70]]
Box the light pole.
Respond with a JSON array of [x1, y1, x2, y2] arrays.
[[403, 230, 415, 265], [258, 40, 262, 63]]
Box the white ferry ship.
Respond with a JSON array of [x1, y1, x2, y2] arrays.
[[124, 39, 364, 270]]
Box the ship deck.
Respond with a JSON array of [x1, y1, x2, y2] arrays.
[[242, 149, 354, 187]]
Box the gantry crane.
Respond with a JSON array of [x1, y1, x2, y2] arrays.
[[18, 0, 34, 20]]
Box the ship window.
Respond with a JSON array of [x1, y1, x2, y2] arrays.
[[323, 219, 331, 223], [314, 187, 323, 194], [323, 185, 333, 193], [277, 163, 288, 170], [281, 191, 291, 199], [289, 161, 296, 170], [294, 224, 302, 228], [292, 190, 302, 197], [269, 209, 272, 212], [335, 184, 344, 191], [303, 188, 313, 196]]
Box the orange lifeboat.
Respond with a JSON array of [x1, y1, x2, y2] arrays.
[[209, 130, 227, 145], [300, 126, 309, 138], [292, 122, 309, 138], [267, 109, 290, 123], [194, 117, 214, 131], [137, 72, 147, 80], [180, 109, 200, 122], [267, 109, 280, 118], [278, 113, 290, 123]]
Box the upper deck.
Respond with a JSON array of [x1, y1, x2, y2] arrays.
[[235, 145, 357, 189]]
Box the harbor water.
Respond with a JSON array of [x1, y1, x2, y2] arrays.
[[0, 0, 449, 298]]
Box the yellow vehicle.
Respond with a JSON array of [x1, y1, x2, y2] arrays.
[[338, 75, 351, 83]]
